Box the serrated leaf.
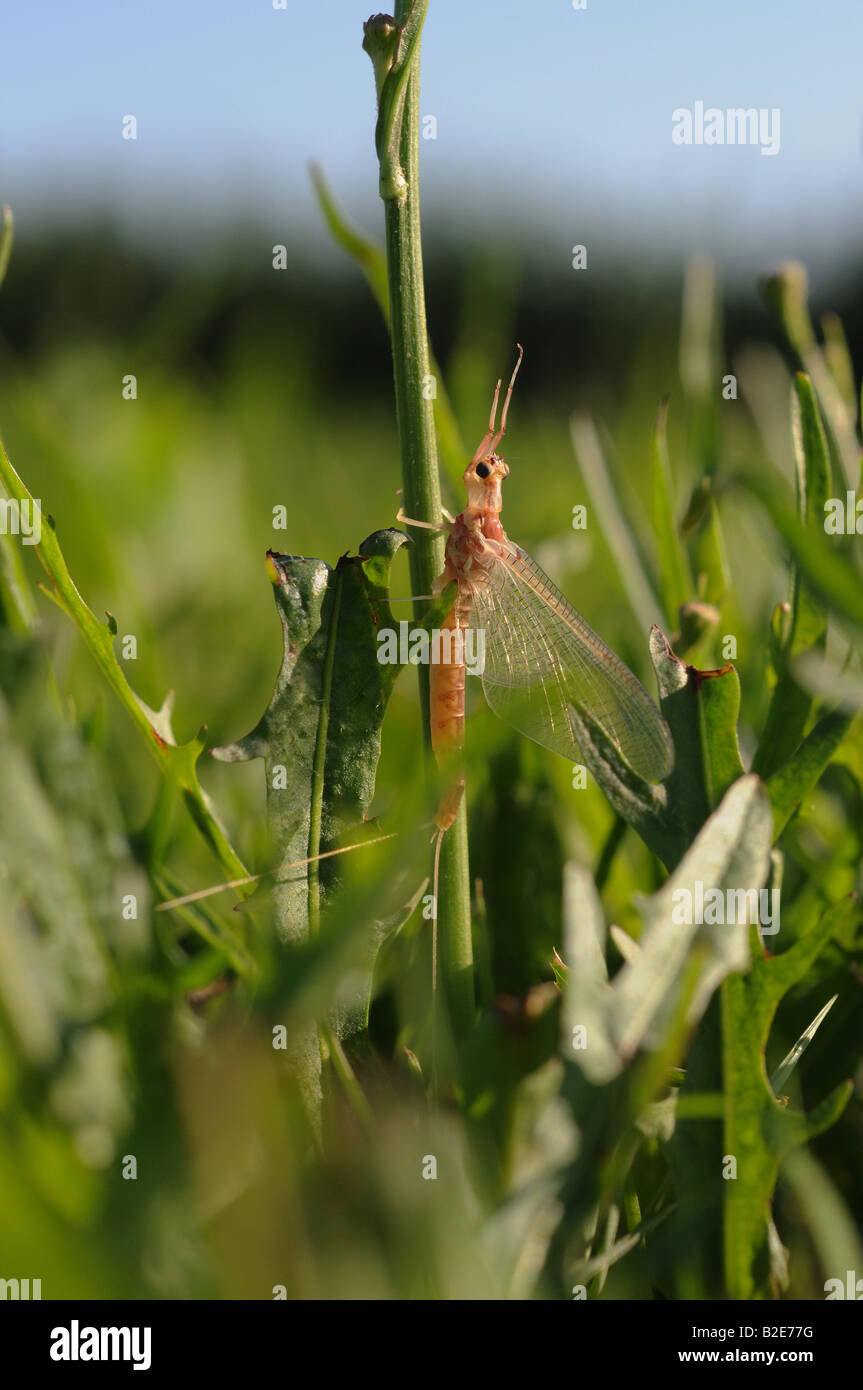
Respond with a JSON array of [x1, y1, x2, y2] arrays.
[[721, 895, 857, 1298], [564, 776, 771, 1086], [615, 776, 769, 1061], [212, 530, 410, 944]]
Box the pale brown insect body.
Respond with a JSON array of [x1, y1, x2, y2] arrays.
[[418, 344, 672, 834], [428, 352, 522, 829]]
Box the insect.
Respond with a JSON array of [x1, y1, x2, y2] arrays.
[[164, 352, 673, 1004], [400, 345, 673, 842]]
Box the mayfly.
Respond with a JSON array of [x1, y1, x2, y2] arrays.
[[399, 346, 673, 857], [161, 350, 673, 1007]]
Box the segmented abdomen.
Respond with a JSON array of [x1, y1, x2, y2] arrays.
[[430, 589, 471, 830]]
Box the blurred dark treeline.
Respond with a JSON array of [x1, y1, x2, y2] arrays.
[[5, 223, 863, 411]]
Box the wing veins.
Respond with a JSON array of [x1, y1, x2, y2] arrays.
[[469, 541, 672, 781]]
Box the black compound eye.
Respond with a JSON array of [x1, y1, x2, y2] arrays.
[[475, 462, 491, 479]]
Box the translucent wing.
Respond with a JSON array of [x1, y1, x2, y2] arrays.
[[469, 541, 673, 783]]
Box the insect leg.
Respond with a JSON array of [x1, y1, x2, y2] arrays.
[[395, 507, 450, 532]]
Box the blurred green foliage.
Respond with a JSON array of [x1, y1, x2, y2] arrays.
[[0, 230, 861, 1299]]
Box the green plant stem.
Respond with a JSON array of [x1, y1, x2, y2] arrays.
[[307, 567, 343, 937], [374, 2, 474, 1038]]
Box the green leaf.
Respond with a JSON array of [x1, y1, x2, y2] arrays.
[[0, 527, 38, 633], [753, 376, 834, 779], [210, 529, 416, 1123], [679, 256, 719, 403], [0, 204, 13, 291], [692, 489, 729, 606], [649, 398, 692, 625], [781, 1147, 863, 1289], [554, 780, 778, 1295], [679, 256, 721, 477], [766, 706, 855, 838], [0, 206, 39, 633], [0, 700, 113, 1060], [570, 413, 663, 636], [567, 698, 681, 870], [721, 896, 856, 1298], [697, 662, 746, 811], [760, 262, 816, 361], [0, 632, 149, 1215], [563, 776, 771, 1086], [0, 439, 248, 886], [652, 628, 744, 854], [152, 869, 255, 980], [675, 599, 720, 658], [309, 164, 391, 327], [820, 312, 857, 420], [752, 669, 816, 784], [309, 163, 466, 487], [789, 373, 831, 654], [212, 529, 410, 943], [618, 776, 770, 1063], [365, 2, 428, 201], [743, 469, 863, 638], [668, 882, 855, 1298], [761, 263, 858, 489], [769, 993, 838, 1095]]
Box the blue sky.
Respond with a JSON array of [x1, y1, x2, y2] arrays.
[[3, 1, 861, 277]]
